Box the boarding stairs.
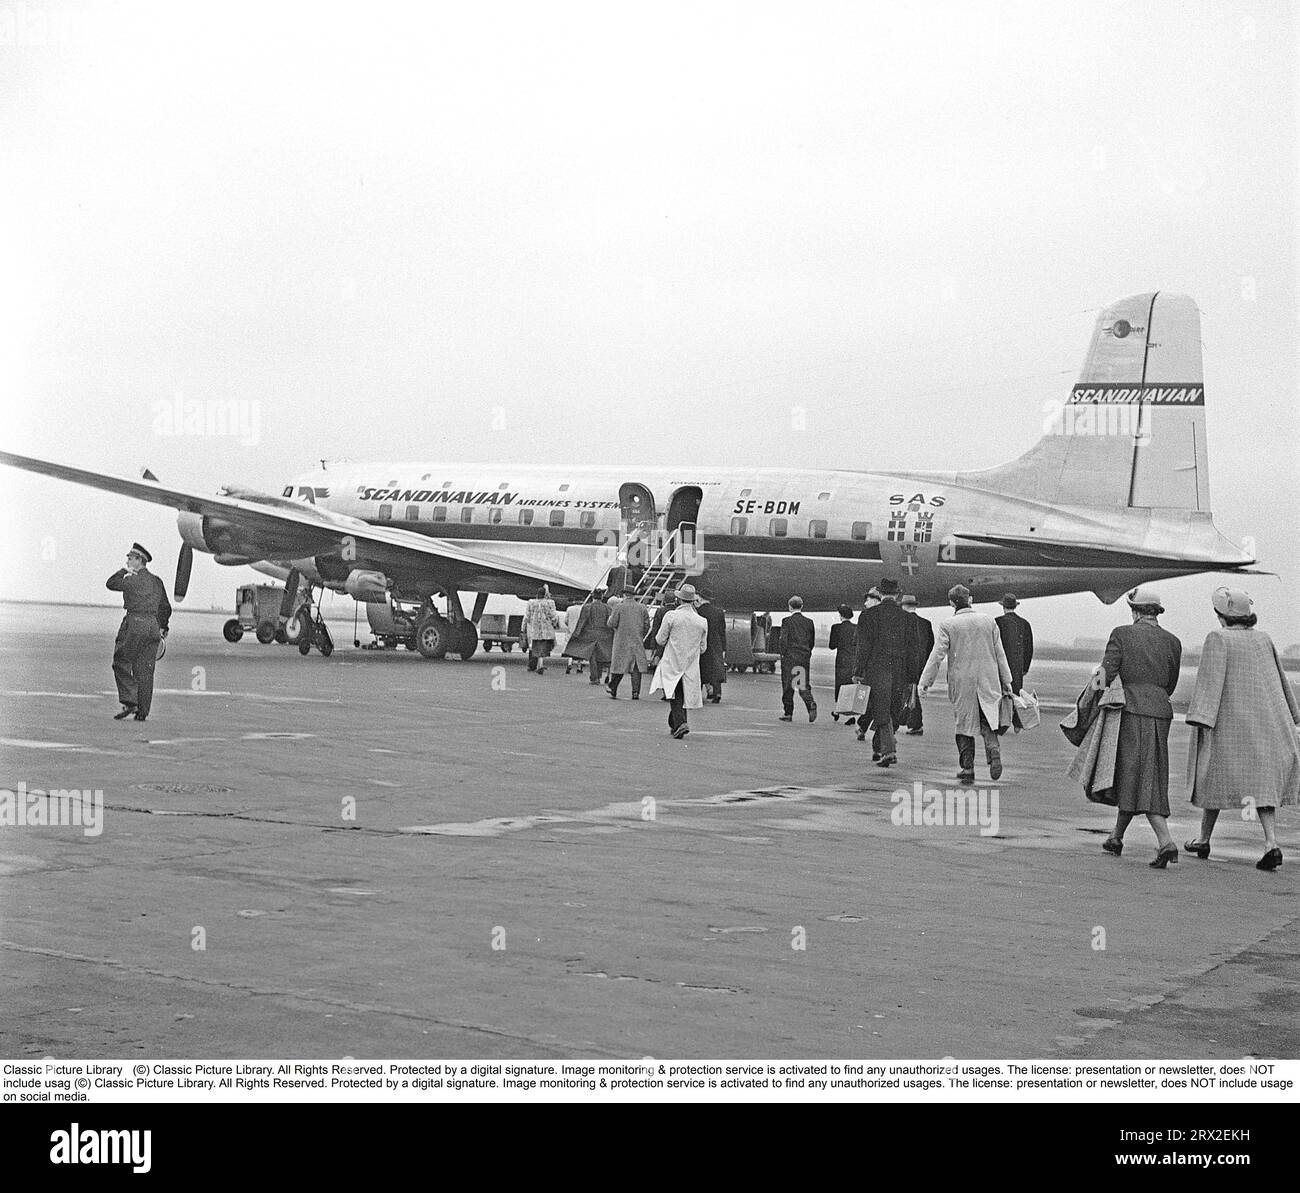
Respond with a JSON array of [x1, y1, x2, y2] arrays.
[[581, 522, 697, 610]]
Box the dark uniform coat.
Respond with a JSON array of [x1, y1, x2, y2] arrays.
[[697, 601, 727, 688], [106, 566, 172, 718], [996, 610, 1034, 694]]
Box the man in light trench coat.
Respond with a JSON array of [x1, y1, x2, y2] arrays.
[[650, 584, 708, 738], [918, 583, 1013, 784]]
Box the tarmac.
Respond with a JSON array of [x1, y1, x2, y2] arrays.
[[1, 603, 1297, 1060]]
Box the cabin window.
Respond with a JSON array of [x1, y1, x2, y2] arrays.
[[809, 519, 827, 539], [818, 491, 831, 501], [851, 520, 871, 541], [549, 509, 565, 527], [460, 506, 474, 523], [498, 482, 510, 490], [405, 505, 420, 521], [432, 505, 447, 523], [518, 508, 534, 526], [739, 487, 753, 498], [558, 483, 570, 492], [770, 517, 788, 537], [378, 504, 392, 522], [488, 507, 503, 524], [579, 510, 596, 529], [730, 516, 747, 536]]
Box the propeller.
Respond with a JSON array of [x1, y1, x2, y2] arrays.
[[174, 542, 193, 600]]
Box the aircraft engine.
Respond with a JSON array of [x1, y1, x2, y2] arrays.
[[344, 569, 390, 602], [176, 510, 216, 553]]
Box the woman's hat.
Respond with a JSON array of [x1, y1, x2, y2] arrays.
[[1211, 586, 1253, 617], [1126, 585, 1164, 613]]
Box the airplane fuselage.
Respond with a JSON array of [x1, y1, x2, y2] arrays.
[[276, 462, 1243, 611]]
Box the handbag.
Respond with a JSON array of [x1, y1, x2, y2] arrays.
[[1012, 689, 1040, 730], [834, 683, 870, 716], [998, 693, 1015, 730]]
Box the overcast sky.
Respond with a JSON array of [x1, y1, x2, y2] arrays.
[[1, 0, 1296, 648]]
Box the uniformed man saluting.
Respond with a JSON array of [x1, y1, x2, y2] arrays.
[[106, 543, 171, 722]]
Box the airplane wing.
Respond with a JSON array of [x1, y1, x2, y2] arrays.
[[0, 451, 592, 594]]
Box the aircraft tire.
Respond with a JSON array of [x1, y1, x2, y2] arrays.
[[223, 619, 244, 643], [298, 639, 311, 656], [456, 622, 478, 661], [414, 615, 450, 659], [286, 611, 309, 645], [318, 625, 334, 658]]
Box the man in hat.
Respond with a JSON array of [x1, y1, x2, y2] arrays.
[[695, 591, 727, 703], [995, 593, 1034, 697], [778, 595, 817, 722], [852, 578, 913, 765], [900, 594, 934, 734], [650, 584, 708, 738], [105, 543, 172, 722], [919, 583, 1013, 784]]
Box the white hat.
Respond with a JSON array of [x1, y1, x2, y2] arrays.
[[1126, 586, 1164, 613], [1211, 586, 1253, 618]]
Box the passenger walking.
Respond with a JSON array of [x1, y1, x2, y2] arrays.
[[918, 584, 1012, 784], [606, 592, 651, 699], [900, 594, 933, 735], [829, 604, 858, 724], [523, 587, 560, 674], [564, 589, 614, 684], [852, 578, 913, 766], [995, 594, 1034, 696], [563, 601, 585, 674], [1184, 587, 1300, 871], [777, 595, 817, 723], [1090, 586, 1183, 867], [696, 593, 727, 703], [650, 584, 708, 738], [106, 543, 171, 722]]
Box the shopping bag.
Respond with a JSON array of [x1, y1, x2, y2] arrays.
[[1012, 690, 1041, 730], [835, 683, 870, 716]]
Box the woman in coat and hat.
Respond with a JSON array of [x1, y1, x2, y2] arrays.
[[1183, 587, 1300, 870], [1094, 586, 1183, 867]]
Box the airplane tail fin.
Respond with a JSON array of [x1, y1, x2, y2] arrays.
[[971, 292, 1209, 510]]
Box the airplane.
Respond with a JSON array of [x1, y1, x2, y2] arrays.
[[1, 291, 1258, 659]]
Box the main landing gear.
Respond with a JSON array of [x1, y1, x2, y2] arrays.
[[414, 609, 477, 660], [295, 592, 334, 657]]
